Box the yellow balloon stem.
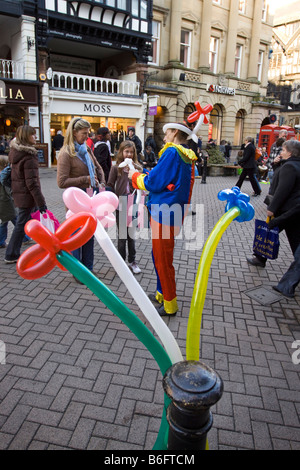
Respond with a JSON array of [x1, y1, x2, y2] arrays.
[[186, 207, 241, 361]]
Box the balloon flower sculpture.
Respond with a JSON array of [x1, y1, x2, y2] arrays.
[[16, 101, 255, 450]]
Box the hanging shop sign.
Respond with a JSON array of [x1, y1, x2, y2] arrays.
[[51, 98, 142, 119], [206, 84, 235, 96]]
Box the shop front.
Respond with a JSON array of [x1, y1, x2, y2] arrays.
[[0, 80, 40, 140], [41, 84, 146, 166]]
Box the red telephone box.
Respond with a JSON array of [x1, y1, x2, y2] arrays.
[[258, 125, 295, 155]]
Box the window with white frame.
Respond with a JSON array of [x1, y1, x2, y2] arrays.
[[234, 44, 242, 77], [238, 0, 245, 13], [257, 50, 264, 81], [262, 0, 267, 21], [149, 21, 160, 65], [180, 29, 191, 67], [209, 36, 219, 73]]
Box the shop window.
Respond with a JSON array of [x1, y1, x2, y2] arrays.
[[209, 105, 223, 143], [262, 0, 267, 21], [257, 51, 264, 82], [238, 0, 246, 13], [234, 45, 243, 78], [209, 37, 219, 74], [149, 21, 160, 65], [141, 0, 147, 19], [184, 103, 196, 122], [132, 0, 139, 16], [180, 29, 191, 68]]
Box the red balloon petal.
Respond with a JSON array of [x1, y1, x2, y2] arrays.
[[17, 245, 56, 280], [59, 213, 97, 252]]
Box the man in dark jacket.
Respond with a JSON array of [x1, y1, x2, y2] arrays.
[[247, 140, 300, 271], [235, 137, 261, 196], [94, 127, 111, 183], [126, 127, 142, 155]]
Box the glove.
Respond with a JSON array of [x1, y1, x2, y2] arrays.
[[39, 205, 47, 214]]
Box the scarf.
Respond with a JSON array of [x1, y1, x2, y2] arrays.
[[75, 142, 96, 188]]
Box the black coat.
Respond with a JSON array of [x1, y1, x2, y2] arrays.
[[268, 156, 300, 217], [239, 143, 256, 169], [94, 141, 111, 183]]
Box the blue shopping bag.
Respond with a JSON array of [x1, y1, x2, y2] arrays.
[[253, 219, 280, 260]]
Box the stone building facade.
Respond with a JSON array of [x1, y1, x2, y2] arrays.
[[145, 0, 279, 149], [268, 2, 300, 129]]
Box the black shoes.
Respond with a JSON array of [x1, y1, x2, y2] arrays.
[[4, 257, 19, 264], [155, 304, 177, 317], [246, 256, 266, 268], [148, 293, 162, 304], [73, 276, 83, 284]]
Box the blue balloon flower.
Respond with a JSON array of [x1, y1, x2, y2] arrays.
[[218, 186, 255, 222]]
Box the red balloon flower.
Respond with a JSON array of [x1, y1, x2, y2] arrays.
[[17, 212, 97, 280], [187, 102, 213, 125]]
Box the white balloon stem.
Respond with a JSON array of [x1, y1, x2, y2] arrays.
[[118, 159, 142, 205], [94, 221, 183, 364]]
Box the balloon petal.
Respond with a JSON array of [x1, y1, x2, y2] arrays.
[[18, 212, 97, 280], [17, 244, 57, 279]]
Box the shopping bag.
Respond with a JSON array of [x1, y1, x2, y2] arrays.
[[253, 219, 280, 260], [31, 209, 60, 233]]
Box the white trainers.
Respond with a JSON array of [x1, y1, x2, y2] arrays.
[[129, 261, 141, 274]]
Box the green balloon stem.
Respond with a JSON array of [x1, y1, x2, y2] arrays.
[[56, 250, 172, 450]]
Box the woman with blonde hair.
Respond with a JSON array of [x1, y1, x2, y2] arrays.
[[4, 125, 46, 263], [57, 117, 105, 278]]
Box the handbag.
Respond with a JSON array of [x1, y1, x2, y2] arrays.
[[31, 209, 60, 233], [263, 193, 273, 206], [0, 165, 11, 187], [0, 184, 16, 222], [253, 219, 280, 260]]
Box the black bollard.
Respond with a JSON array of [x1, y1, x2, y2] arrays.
[[201, 155, 208, 183], [163, 360, 223, 450]]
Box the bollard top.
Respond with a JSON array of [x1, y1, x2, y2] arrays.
[[163, 360, 223, 410]]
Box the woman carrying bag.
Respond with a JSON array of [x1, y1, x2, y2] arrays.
[[267, 140, 300, 297], [57, 117, 105, 278], [4, 126, 46, 264]]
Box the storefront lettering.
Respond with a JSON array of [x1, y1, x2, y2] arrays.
[[84, 104, 112, 114], [207, 84, 235, 96], [0, 87, 25, 100]]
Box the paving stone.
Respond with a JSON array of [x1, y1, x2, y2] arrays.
[[0, 170, 299, 449]]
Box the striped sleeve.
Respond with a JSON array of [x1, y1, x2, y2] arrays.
[[132, 172, 146, 191]]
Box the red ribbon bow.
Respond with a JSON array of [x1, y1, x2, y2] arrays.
[[187, 102, 213, 125], [17, 213, 97, 280]]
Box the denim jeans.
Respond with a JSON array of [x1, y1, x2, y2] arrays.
[[268, 170, 274, 184], [72, 236, 94, 271], [0, 216, 30, 245], [276, 244, 300, 296], [5, 208, 33, 260]]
